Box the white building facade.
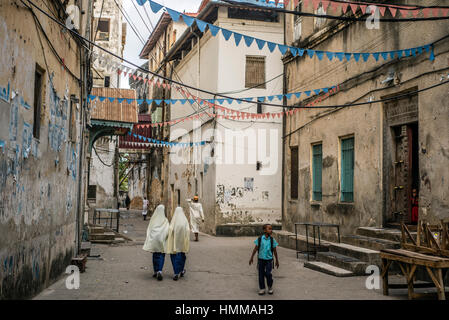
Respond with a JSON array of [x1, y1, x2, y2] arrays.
[[165, 1, 284, 234]]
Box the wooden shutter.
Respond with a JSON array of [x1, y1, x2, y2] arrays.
[[312, 144, 322, 201], [245, 56, 266, 88], [291, 147, 299, 199], [341, 137, 354, 202]]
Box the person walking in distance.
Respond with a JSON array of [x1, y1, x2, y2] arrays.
[[186, 195, 204, 242], [167, 207, 190, 281], [142, 197, 149, 221], [125, 194, 131, 211], [143, 205, 169, 281], [249, 224, 280, 295]]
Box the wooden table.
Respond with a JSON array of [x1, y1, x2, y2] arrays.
[[380, 249, 449, 300]]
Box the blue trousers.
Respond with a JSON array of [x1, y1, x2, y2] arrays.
[[152, 253, 165, 273], [170, 253, 186, 275], [258, 259, 273, 290]]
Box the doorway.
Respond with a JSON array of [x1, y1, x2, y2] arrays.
[[389, 122, 419, 225]]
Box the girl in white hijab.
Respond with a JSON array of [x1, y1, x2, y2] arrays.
[[167, 207, 190, 281], [143, 205, 169, 281]]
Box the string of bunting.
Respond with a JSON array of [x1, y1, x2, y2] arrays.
[[136, 0, 436, 62], [87, 82, 338, 105], [127, 131, 208, 148], [259, 0, 449, 18]]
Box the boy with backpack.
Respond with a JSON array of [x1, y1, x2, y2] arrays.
[[249, 224, 280, 295]]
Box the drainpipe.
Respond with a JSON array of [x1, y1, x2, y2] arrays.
[[281, 11, 287, 229]]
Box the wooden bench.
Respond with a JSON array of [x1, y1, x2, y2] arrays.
[[380, 248, 449, 300]]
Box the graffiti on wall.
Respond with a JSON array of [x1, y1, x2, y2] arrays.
[[22, 122, 32, 159], [0, 81, 10, 103]]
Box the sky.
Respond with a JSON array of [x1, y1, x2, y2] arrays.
[[120, 0, 203, 88]]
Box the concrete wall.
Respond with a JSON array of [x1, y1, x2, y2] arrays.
[[92, 0, 125, 88], [89, 137, 116, 208], [283, 0, 449, 237], [0, 0, 87, 299], [167, 6, 284, 234]]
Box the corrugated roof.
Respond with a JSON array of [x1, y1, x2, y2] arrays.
[[90, 87, 138, 124]]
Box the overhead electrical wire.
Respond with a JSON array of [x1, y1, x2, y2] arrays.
[[25, 0, 449, 111], [222, 0, 449, 22]]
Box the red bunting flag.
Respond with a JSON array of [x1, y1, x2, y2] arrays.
[[399, 9, 409, 18], [321, 0, 330, 12], [359, 5, 367, 14], [341, 2, 348, 13], [432, 8, 440, 17], [378, 6, 387, 16], [349, 3, 358, 14], [389, 7, 397, 17]]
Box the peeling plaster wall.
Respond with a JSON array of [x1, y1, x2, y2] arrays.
[[92, 0, 125, 87], [283, 4, 449, 237], [0, 1, 85, 299], [89, 137, 116, 208]]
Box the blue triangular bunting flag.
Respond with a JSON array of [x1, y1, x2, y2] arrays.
[[99, 96, 106, 102], [234, 33, 243, 46], [244, 35, 255, 47], [267, 42, 276, 52], [166, 8, 180, 21], [294, 92, 301, 98], [335, 52, 344, 61], [381, 52, 389, 60], [208, 24, 220, 36], [326, 52, 334, 61], [278, 44, 289, 55], [196, 19, 207, 32], [353, 53, 361, 62], [316, 51, 324, 60], [256, 39, 266, 50], [372, 52, 380, 61], [149, 1, 163, 13], [182, 15, 195, 27], [221, 29, 232, 41], [362, 53, 370, 62], [307, 50, 315, 58], [345, 53, 352, 61]]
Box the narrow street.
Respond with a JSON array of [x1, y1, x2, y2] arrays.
[[35, 211, 401, 300]]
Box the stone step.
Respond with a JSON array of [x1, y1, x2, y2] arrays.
[[356, 227, 407, 242], [328, 242, 380, 265], [272, 230, 331, 252], [341, 234, 400, 251], [89, 226, 107, 234], [90, 237, 126, 244], [89, 232, 115, 241], [304, 261, 355, 277], [316, 251, 369, 275]]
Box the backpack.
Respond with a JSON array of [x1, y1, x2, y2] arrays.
[[257, 235, 274, 254]]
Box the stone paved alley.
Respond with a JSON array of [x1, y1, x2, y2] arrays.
[[34, 211, 413, 300]]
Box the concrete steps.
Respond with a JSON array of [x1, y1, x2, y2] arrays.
[[341, 234, 400, 251], [89, 232, 116, 241], [315, 251, 369, 275], [304, 261, 354, 277], [356, 227, 408, 242], [328, 242, 381, 265]]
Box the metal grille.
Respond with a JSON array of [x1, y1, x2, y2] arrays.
[[245, 56, 266, 89]]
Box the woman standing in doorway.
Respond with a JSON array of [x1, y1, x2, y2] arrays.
[[142, 205, 169, 281], [167, 207, 190, 281]]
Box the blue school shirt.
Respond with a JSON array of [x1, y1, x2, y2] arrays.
[[254, 235, 278, 260]]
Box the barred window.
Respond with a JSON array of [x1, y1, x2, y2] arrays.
[[245, 56, 266, 89]]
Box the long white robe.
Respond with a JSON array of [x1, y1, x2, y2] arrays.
[[142, 205, 169, 253], [166, 207, 190, 254], [188, 201, 204, 233]]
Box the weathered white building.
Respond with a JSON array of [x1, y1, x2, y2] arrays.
[[88, 0, 127, 208], [165, 0, 284, 234]]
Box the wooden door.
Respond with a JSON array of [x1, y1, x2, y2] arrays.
[[392, 125, 412, 223]]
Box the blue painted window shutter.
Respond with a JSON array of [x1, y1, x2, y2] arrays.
[[341, 137, 354, 202], [312, 144, 322, 201]]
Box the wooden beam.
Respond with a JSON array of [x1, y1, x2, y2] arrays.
[[426, 224, 441, 250], [403, 224, 416, 246], [425, 266, 442, 291]]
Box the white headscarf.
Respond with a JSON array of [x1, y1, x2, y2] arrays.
[[166, 207, 190, 254], [142, 205, 169, 253]]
